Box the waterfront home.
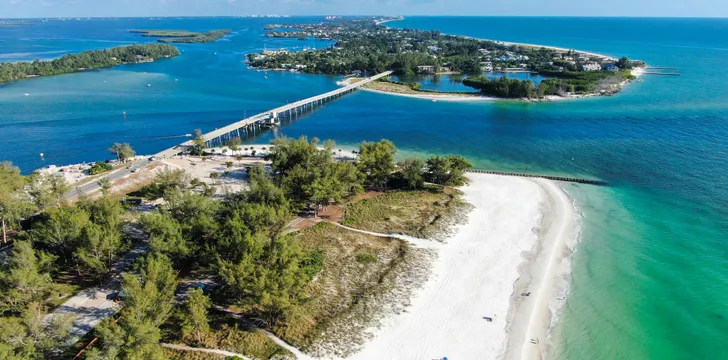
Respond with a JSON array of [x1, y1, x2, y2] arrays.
[[481, 61, 494, 71], [417, 65, 436, 74], [603, 63, 619, 71], [582, 63, 601, 71]]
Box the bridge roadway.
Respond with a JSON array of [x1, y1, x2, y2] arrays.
[[156, 71, 392, 158]]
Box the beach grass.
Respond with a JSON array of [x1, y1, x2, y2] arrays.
[[342, 186, 470, 239], [272, 222, 419, 357], [161, 348, 225, 360], [163, 309, 292, 360]]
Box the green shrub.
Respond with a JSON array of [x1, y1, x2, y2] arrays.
[[355, 253, 377, 264], [88, 162, 113, 175]]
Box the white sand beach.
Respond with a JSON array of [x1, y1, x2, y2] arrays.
[[346, 173, 577, 360]]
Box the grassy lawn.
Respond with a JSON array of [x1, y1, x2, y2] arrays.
[[341, 186, 470, 239], [274, 222, 409, 357]]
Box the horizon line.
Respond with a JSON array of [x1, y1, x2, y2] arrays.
[[3, 15, 728, 20]]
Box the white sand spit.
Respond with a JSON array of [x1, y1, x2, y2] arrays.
[[504, 179, 576, 360], [346, 173, 559, 360]]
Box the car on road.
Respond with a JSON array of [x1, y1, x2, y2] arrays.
[[131, 168, 139, 173], [149, 156, 157, 161]]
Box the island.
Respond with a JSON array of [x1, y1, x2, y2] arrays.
[[0, 43, 180, 84], [130, 29, 232, 43], [250, 17, 645, 100]]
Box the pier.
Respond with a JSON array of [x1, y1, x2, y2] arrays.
[[467, 169, 608, 186], [156, 71, 392, 157]]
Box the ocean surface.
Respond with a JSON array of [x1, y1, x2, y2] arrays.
[[1, 16, 728, 359]]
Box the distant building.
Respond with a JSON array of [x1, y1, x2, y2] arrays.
[[263, 48, 289, 56], [582, 63, 601, 71], [416, 65, 435, 74], [603, 63, 619, 71]]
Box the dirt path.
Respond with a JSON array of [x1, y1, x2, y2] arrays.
[[161, 343, 252, 359]]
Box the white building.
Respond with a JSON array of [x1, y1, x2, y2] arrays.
[[582, 63, 601, 71]]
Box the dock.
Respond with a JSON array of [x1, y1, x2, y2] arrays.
[[156, 71, 392, 158], [467, 169, 608, 186], [643, 72, 681, 76]]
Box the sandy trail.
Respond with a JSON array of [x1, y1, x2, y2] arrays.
[[331, 222, 444, 249], [161, 343, 252, 359]]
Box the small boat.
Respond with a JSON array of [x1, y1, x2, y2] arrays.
[[24, 93, 30, 96], [146, 84, 151, 87]]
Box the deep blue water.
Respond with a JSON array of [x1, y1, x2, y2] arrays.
[[1, 16, 728, 359]]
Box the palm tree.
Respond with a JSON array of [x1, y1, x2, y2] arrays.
[[228, 137, 242, 156], [191, 129, 207, 156], [108, 143, 122, 162], [108, 142, 135, 163]]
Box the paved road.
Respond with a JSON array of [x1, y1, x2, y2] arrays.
[[45, 240, 149, 345], [65, 158, 151, 200]]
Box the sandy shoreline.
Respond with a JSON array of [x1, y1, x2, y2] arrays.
[[346, 173, 578, 360], [339, 66, 645, 103], [383, 17, 615, 61]]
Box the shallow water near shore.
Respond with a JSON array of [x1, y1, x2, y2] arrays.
[[2, 16, 728, 359]]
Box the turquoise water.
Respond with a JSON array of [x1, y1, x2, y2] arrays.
[[1, 16, 728, 359]]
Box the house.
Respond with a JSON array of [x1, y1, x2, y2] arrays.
[[582, 63, 601, 71], [416, 65, 435, 74], [603, 63, 619, 71]]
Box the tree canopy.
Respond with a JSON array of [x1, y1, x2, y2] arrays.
[[0, 43, 179, 84]]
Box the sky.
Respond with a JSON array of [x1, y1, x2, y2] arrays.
[[2, 0, 727, 19]]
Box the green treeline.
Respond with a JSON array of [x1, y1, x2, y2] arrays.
[[463, 70, 636, 98], [0, 138, 474, 359], [463, 76, 545, 99], [131, 29, 232, 43], [0, 43, 180, 84]]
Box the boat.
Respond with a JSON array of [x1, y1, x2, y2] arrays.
[[24, 93, 29, 96], [147, 84, 151, 87]]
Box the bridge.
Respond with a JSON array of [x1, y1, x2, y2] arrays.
[[156, 71, 392, 158]]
